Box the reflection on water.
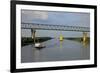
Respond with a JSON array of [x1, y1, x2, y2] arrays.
[[60, 41, 63, 48], [82, 41, 89, 48], [21, 39, 90, 63]]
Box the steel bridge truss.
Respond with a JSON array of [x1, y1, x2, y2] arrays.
[[21, 23, 90, 32]]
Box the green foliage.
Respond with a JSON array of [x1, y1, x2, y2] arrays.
[[64, 37, 90, 43], [21, 37, 52, 46]]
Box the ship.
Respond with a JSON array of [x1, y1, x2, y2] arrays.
[[35, 42, 45, 49]]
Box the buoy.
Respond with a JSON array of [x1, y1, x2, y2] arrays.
[[59, 34, 64, 41]]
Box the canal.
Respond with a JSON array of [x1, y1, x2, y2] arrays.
[[21, 39, 90, 63]]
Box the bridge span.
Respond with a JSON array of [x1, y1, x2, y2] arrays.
[[21, 23, 90, 43], [21, 23, 90, 32]]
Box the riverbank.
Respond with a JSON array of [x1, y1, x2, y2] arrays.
[[64, 37, 90, 43], [22, 37, 90, 46], [21, 37, 52, 46]]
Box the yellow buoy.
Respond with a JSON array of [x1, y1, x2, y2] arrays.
[[59, 34, 64, 41]]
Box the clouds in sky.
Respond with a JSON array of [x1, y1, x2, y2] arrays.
[[21, 10, 90, 27], [22, 10, 48, 20], [21, 10, 90, 37]]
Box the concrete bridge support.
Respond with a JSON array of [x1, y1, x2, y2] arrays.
[[83, 32, 88, 42], [31, 29, 36, 43]]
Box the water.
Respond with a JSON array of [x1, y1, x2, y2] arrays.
[[21, 39, 90, 63]]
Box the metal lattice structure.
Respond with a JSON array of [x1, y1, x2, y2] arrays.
[[21, 23, 90, 32]]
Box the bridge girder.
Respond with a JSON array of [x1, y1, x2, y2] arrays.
[[21, 23, 90, 32]]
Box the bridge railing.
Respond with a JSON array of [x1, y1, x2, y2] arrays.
[[21, 23, 90, 32]]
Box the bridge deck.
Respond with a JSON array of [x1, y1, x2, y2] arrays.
[[21, 23, 90, 32]]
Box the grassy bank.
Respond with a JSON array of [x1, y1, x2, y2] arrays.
[[64, 37, 90, 43], [21, 37, 52, 46]]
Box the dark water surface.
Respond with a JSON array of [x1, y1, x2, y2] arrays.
[[21, 39, 90, 63]]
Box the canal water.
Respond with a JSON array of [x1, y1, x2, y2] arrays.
[[21, 39, 90, 63]]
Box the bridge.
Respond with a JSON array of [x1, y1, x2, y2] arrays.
[[21, 23, 90, 32], [21, 23, 90, 43]]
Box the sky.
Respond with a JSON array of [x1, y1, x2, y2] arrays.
[[21, 10, 90, 38]]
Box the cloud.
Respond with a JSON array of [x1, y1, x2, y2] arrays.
[[21, 10, 48, 20]]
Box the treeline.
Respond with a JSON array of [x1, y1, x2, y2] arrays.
[[21, 37, 52, 46], [64, 37, 90, 42]]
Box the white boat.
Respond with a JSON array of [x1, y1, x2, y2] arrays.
[[35, 43, 45, 48]]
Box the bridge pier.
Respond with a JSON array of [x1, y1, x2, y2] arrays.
[[83, 32, 88, 42], [31, 29, 36, 43]]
